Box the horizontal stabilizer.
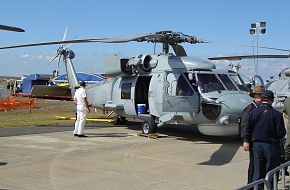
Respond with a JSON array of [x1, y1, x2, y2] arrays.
[[31, 85, 71, 99]]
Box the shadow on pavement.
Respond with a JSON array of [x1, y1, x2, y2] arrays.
[[0, 162, 8, 166], [126, 121, 242, 166]]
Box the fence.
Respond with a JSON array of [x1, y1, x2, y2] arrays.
[[0, 96, 36, 111], [236, 179, 269, 190], [236, 160, 290, 190]]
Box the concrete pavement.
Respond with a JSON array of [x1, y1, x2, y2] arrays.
[[0, 123, 249, 190]]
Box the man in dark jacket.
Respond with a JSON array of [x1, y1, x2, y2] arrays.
[[241, 85, 264, 184], [249, 90, 286, 184]]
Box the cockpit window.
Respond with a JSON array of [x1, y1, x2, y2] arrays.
[[197, 73, 225, 93], [166, 73, 194, 96], [229, 74, 250, 92], [217, 74, 238, 91]]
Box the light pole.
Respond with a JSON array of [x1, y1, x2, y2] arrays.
[[250, 22, 266, 75]]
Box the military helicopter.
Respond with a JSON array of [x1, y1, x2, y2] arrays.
[[209, 54, 290, 111], [0, 24, 24, 32], [265, 65, 290, 110], [0, 31, 253, 136]]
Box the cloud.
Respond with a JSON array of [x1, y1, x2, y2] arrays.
[[20, 54, 29, 58]]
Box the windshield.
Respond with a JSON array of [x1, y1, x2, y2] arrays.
[[229, 74, 250, 92], [217, 74, 238, 91], [196, 73, 225, 93]]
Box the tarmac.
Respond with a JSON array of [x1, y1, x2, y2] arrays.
[[0, 122, 250, 190]]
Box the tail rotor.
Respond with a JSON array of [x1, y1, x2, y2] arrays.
[[50, 27, 71, 76]]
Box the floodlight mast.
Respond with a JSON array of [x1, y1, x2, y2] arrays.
[[250, 22, 266, 75]]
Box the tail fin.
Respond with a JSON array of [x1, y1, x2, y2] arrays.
[[63, 49, 79, 97]]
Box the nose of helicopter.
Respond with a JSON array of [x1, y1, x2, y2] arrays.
[[197, 92, 252, 136], [217, 92, 252, 116]]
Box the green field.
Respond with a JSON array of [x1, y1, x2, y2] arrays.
[[0, 98, 108, 128], [0, 75, 111, 128]]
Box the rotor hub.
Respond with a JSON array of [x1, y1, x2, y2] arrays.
[[138, 31, 200, 45]]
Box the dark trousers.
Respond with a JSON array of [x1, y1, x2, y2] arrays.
[[248, 144, 266, 184], [252, 142, 280, 189]]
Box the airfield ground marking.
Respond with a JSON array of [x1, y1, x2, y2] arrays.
[[55, 116, 113, 123]]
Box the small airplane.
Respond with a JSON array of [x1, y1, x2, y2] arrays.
[[0, 31, 254, 136], [0, 24, 24, 32]]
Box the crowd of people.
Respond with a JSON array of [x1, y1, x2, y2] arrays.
[[6, 81, 14, 92]]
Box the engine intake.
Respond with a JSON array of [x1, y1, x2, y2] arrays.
[[104, 54, 157, 76]]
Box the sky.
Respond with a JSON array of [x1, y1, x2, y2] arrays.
[[0, 0, 290, 82]]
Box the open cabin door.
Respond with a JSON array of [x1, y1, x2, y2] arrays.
[[163, 71, 200, 112], [135, 76, 152, 115]]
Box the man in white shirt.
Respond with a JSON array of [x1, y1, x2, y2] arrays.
[[73, 81, 90, 137]]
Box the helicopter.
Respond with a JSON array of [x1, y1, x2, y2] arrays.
[[209, 54, 290, 111], [0, 31, 253, 136], [0, 24, 24, 32], [265, 66, 290, 110]]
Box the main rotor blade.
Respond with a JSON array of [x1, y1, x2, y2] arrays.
[[0, 38, 108, 50], [0, 34, 160, 50], [208, 54, 290, 61], [206, 40, 290, 52], [89, 34, 164, 43], [0, 24, 25, 32], [0, 31, 204, 50]]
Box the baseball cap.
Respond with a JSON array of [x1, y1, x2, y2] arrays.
[[79, 81, 86, 87], [252, 86, 264, 94], [261, 90, 274, 99], [250, 86, 264, 97]]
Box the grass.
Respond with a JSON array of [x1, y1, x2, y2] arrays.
[[0, 98, 109, 128], [0, 76, 112, 128]]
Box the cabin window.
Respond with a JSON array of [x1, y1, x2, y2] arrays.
[[217, 74, 238, 91], [121, 83, 132, 99], [166, 73, 193, 96], [197, 73, 225, 93]]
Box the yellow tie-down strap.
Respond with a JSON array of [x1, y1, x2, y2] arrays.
[[55, 116, 113, 123], [135, 132, 168, 139]]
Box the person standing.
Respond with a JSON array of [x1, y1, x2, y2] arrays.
[[283, 96, 290, 165], [73, 81, 90, 137], [249, 90, 286, 186], [241, 85, 264, 185]]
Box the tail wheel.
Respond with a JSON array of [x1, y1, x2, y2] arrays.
[[142, 117, 157, 134]]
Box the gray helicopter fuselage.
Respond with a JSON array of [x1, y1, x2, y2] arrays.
[[0, 30, 254, 137], [265, 67, 290, 111], [85, 54, 252, 136]]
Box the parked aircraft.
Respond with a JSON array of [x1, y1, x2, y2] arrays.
[[0, 31, 254, 136], [209, 54, 290, 110]]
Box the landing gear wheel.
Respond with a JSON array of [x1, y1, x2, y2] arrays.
[[120, 117, 127, 125], [142, 117, 157, 135], [113, 116, 127, 125]]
